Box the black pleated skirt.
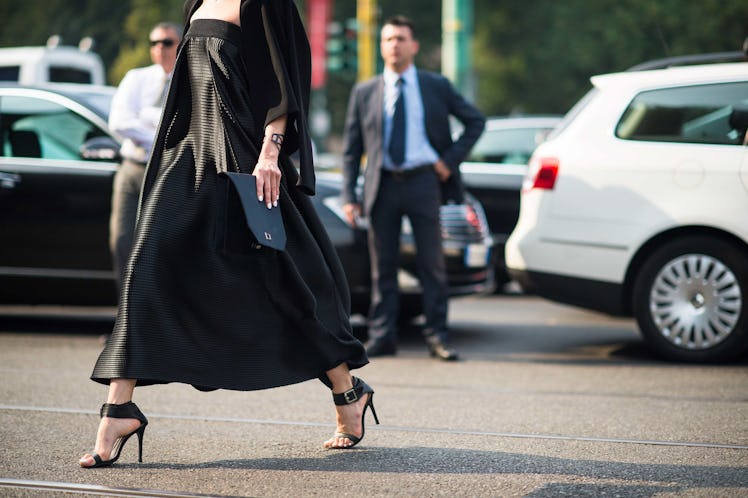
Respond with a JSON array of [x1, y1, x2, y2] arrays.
[[91, 19, 367, 391]]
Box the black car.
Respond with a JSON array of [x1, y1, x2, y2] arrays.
[[0, 83, 494, 315], [458, 115, 562, 287]]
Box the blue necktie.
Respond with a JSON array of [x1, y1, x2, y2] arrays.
[[388, 78, 406, 167]]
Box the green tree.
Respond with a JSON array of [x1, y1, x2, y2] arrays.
[[109, 0, 184, 84], [473, 0, 748, 115], [2, 0, 746, 126], [0, 0, 132, 80]]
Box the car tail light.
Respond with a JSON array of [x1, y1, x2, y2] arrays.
[[523, 157, 559, 191], [464, 204, 481, 230]]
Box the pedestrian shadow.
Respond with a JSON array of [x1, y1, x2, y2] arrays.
[[131, 446, 746, 496]]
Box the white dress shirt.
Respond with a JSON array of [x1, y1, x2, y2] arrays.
[[109, 64, 171, 163], [382, 65, 439, 169]]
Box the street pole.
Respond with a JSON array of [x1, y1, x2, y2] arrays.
[[442, 0, 474, 99], [357, 0, 377, 82]]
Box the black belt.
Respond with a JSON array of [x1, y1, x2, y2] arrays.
[[381, 164, 433, 181]]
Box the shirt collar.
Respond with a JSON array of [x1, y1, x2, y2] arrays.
[[384, 64, 417, 87]]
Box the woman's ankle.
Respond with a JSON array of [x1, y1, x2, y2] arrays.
[[325, 364, 353, 393]]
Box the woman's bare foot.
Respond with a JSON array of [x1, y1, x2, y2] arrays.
[[79, 416, 142, 467], [322, 392, 369, 449]]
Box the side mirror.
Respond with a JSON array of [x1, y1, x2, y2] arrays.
[[80, 136, 121, 161]]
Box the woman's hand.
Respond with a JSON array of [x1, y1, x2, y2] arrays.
[[255, 120, 287, 209], [253, 155, 281, 209]]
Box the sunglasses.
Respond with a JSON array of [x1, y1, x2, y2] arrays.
[[150, 39, 176, 47]]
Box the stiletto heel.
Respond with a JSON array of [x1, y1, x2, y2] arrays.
[[81, 401, 148, 468], [136, 424, 145, 463], [329, 376, 379, 449]]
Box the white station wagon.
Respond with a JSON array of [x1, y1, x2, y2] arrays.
[[506, 62, 748, 362]]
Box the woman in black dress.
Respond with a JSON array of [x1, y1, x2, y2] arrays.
[[79, 0, 377, 467]]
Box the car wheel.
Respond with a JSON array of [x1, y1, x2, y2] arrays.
[[633, 236, 748, 362]]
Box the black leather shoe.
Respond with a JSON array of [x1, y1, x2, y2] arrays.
[[364, 338, 397, 357], [424, 334, 459, 361]]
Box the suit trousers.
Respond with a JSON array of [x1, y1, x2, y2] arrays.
[[109, 158, 146, 292], [367, 169, 449, 342]]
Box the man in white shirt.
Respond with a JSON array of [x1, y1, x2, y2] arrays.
[[109, 22, 182, 290]]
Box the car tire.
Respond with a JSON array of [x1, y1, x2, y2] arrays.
[[633, 236, 748, 362]]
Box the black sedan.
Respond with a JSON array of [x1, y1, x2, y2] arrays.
[[0, 83, 494, 316], [459, 115, 562, 288]]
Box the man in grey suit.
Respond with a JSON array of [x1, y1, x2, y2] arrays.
[[341, 15, 485, 360]]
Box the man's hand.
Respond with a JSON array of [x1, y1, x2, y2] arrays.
[[433, 159, 452, 182], [343, 203, 362, 227]]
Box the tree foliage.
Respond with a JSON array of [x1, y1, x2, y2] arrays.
[[473, 0, 748, 115], [0, 0, 132, 76], [1, 0, 746, 134], [108, 0, 184, 84]]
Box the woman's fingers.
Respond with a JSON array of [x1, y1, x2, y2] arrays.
[[254, 162, 281, 209], [272, 176, 280, 207], [255, 174, 265, 203]]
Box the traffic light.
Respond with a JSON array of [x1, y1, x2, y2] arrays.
[[326, 21, 344, 72], [342, 18, 358, 73], [326, 18, 358, 74]]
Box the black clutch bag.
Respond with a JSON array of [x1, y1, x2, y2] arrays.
[[216, 171, 287, 252]]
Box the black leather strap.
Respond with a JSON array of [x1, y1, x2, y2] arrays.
[[332, 432, 361, 444], [332, 384, 362, 406], [332, 377, 373, 406], [99, 401, 147, 425]]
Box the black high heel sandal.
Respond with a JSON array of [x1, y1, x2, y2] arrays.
[[81, 401, 148, 468], [329, 377, 379, 449]]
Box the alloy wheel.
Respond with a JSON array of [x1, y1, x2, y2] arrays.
[[649, 254, 742, 350]]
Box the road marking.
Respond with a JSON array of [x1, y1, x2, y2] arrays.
[[0, 478, 237, 497], [2, 404, 747, 450]]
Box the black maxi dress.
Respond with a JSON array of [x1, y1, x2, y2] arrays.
[[91, 11, 367, 391]]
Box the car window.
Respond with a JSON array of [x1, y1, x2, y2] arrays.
[[615, 81, 748, 145], [76, 91, 114, 118], [48, 66, 93, 84], [1, 94, 107, 160], [468, 127, 552, 164], [0, 66, 20, 81]]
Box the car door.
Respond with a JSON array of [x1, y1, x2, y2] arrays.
[[0, 91, 117, 299]]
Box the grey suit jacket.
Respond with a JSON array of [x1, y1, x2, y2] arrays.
[[341, 69, 485, 215]]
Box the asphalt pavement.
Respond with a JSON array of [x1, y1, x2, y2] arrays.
[[0, 295, 746, 497]]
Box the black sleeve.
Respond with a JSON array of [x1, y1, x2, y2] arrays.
[[441, 77, 485, 169], [341, 84, 364, 205], [241, 0, 315, 194], [183, 0, 198, 23]]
